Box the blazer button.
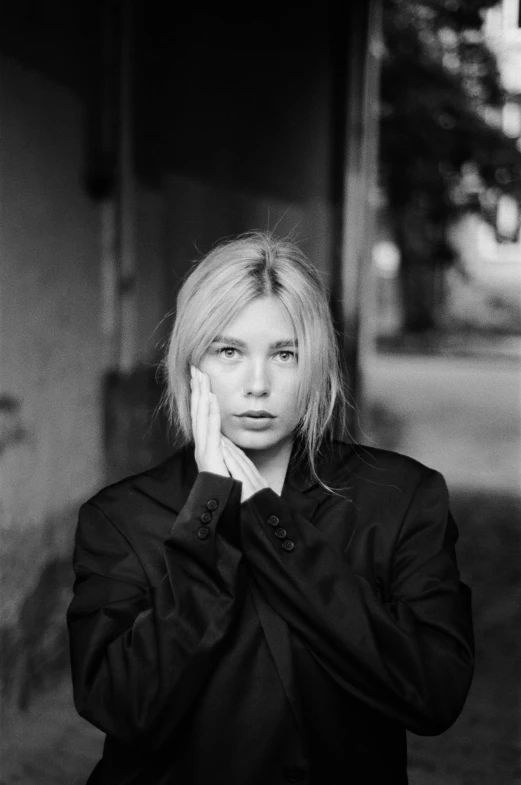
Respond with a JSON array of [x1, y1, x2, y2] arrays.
[[207, 499, 219, 510], [281, 539, 295, 552], [283, 766, 306, 782], [274, 527, 287, 539], [197, 526, 210, 540], [201, 511, 213, 524], [267, 515, 279, 527]]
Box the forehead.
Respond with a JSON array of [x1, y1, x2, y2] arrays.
[[219, 297, 296, 342]]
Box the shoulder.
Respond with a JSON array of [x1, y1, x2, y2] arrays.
[[75, 449, 194, 560], [317, 442, 451, 546], [321, 440, 447, 501], [84, 446, 192, 514]]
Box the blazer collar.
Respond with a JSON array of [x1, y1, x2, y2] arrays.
[[281, 439, 354, 519], [133, 440, 352, 517]]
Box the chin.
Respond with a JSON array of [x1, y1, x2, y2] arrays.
[[224, 428, 279, 452], [233, 435, 275, 451]]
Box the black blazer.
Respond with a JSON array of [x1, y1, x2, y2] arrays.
[[67, 441, 474, 785]]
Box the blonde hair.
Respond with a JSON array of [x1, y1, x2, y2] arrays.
[[163, 232, 351, 487]]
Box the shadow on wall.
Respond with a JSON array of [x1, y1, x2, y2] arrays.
[[0, 394, 29, 458], [103, 364, 172, 484], [0, 556, 73, 716]]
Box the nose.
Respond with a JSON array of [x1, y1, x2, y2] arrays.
[[243, 359, 270, 397]]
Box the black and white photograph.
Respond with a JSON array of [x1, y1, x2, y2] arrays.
[[1, 1, 520, 783]]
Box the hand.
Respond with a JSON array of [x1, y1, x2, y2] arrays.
[[221, 435, 269, 503], [190, 366, 229, 477]]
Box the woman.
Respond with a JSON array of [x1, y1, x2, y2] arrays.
[[67, 232, 474, 785]]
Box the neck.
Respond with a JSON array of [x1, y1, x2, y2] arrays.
[[243, 438, 294, 495]]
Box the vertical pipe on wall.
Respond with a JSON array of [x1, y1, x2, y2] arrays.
[[97, 0, 137, 373], [330, 0, 382, 438], [117, 0, 137, 373], [97, 0, 121, 369], [100, 199, 119, 364]]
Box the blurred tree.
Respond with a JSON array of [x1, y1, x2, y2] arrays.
[[380, 0, 521, 332]]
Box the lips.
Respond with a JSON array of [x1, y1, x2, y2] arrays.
[[237, 410, 276, 419]]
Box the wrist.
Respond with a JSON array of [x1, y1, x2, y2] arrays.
[[198, 462, 229, 478]]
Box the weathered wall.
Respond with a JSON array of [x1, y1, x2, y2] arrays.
[[0, 56, 104, 711], [135, 1, 338, 300], [163, 175, 335, 298]]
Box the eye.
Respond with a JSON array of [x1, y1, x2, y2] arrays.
[[218, 347, 239, 359], [276, 350, 297, 363]]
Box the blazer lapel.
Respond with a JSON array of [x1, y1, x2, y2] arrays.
[[281, 438, 353, 522]]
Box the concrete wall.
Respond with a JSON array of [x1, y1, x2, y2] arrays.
[[163, 174, 335, 300], [0, 56, 106, 713], [0, 55, 105, 602]]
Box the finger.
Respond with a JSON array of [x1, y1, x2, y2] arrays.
[[195, 369, 208, 454], [221, 440, 248, 483], [230, 448, 268, 492], [221, 437, 261, 484], [221, 440, 259, 494], [221, 441, 256, 501], [206, 392, 222, 454], [199, 370, 217, 448], [221, 436, 252, 469], [190, 366, 200, 444]]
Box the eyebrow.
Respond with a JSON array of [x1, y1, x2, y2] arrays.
[[212, 335, 298, 350]]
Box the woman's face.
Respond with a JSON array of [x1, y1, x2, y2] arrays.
[[198, 296, 301, 454]]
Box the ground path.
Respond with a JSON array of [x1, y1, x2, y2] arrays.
[[363, 350, 520, 785]]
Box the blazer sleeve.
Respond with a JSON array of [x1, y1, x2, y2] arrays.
[[67, 472, 245, 746], [239, 469, 474, 735]]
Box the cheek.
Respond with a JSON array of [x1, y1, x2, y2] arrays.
[[279, 375, 301, 415], [206, 373, 233, 410], [282, 370, 300, 396]]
